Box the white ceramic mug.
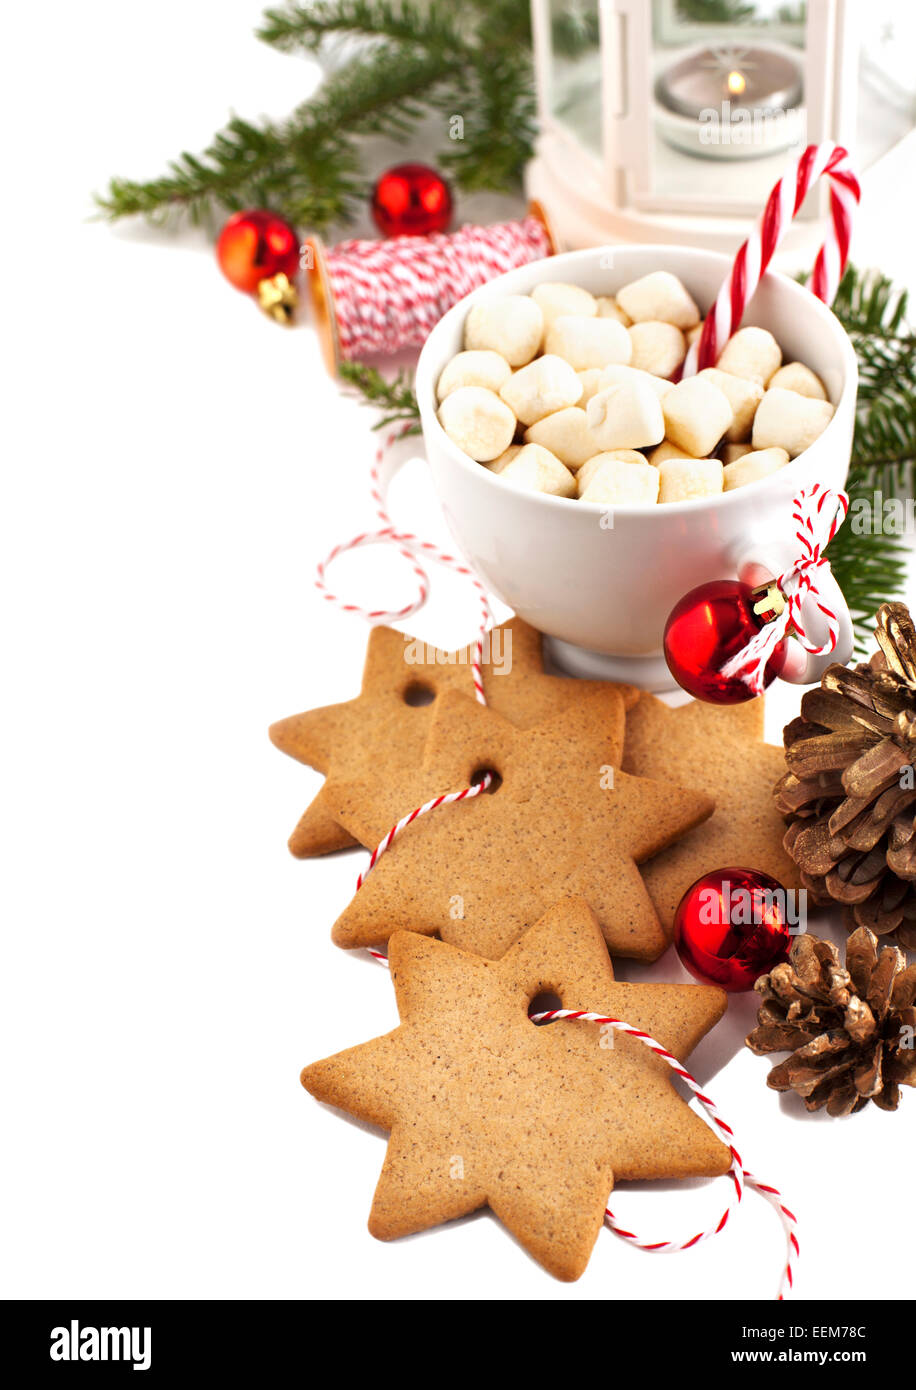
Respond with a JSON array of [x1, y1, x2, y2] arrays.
[[415, 245, 857, 691]]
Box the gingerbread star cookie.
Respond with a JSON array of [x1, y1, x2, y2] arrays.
[[621, 694, 800, 932], [302, 899, 730, 1280], [269, 617, 638, 857], [329, 685, 714, 960]]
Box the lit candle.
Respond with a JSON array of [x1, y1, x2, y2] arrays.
[[657, 44, 802, 119], [655, 43, 803, 158]]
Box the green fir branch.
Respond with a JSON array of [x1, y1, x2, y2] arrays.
[[338, 362, 422, 434], [796, 265, 915, 648], [831, 266, 916, 500], [258, 0, 467, 53], [97, 0, 537, 230], [826, 477, 909, 654]]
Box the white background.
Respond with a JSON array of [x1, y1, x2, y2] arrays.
[[3, 0, 915, 1302]]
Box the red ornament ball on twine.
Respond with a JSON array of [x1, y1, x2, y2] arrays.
[[674, 867, 793, 991], [371, 163, 453, 238], [664, 578, 788, 704], [216, 209, 300, 293]]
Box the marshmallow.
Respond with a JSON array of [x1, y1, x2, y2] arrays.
[[648, 438, 697, 465], [627, 321, 686, 378], [662, 376, 733, 458], [524, 407, 603, 469], [464, 295, 544, 366], [438, 386, 516, 462], [752, 387, 835, 457], [437, 349, 512, 401], [531, 282, 597, 338], [595, 296, 632, 325], [595, 363, 674, 401], [498, 354, 583, 425], [586, 380, 665, 451], [723, 447, 790, 491], [486, 444, 522, 474], [715, 326, 782, 385], [768, 362, 828, 400], [657, 457, 724, 504], [498, 444, 576, 498], [721, 442, 752, 465], [578, 450, 647, 495], [579, 457, 660, 506], [697, 367, 763, 442], [545, 315, 632, 370], [616, 271, 700, 330], [686, 322, 703, 349], [576, 368, 609, 405]]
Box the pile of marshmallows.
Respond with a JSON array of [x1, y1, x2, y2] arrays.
[[436, 271, 835, 505]]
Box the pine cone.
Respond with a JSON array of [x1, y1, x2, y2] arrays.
[[746, 928, 916, 1114], [776, 602, 916, 949]]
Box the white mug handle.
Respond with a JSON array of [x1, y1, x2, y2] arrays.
[[735, 540, 854, 685]]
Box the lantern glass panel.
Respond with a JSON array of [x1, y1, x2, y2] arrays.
[[643, 0, 811, 210], [855, 1, 916, 171], [545, 0, 602, 157]]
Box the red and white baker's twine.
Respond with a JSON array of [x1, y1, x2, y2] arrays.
[[356, 779, 492, 892], [683, 142, 860, 376], [322, 215, 553, 361], [316, 422, 498, 881], [721, 482, 849, 695], [537, 1010, 799, 1299], [315, 423, 493, 702]]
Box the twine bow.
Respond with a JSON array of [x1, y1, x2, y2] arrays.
[[721, 483, 850, 694]]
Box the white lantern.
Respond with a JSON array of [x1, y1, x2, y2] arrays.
[[527, 0, 916, 252]]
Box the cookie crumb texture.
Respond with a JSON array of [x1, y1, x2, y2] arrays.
[[302, 901, 729, 1280]]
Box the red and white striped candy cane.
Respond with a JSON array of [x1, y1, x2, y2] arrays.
[[684, 142, 860, 376]]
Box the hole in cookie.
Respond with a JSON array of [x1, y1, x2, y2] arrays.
[[470, 765, 502, 794], [528, 990, 563, 1025], [402, 681, 436, 707]]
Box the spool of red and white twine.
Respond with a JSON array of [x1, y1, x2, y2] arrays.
[[308, 143, 867, 1299], [304, 206, 555, 372]]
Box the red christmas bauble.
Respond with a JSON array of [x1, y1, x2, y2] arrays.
[[371, 163, 453, 237], [663, 578, 788, 704], [674, 868, 793, 991], [216, 210, 300, 293]]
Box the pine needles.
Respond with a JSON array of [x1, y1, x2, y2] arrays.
[[821, 265, 915, 647], [338, 362, 422, 434], [96, 0, 537, 231], [831, 265, 916, 497]]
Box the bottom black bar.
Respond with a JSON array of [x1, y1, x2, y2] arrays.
[[2, 1299, 903, 1377]]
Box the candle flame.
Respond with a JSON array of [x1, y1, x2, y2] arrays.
[[727, 69, 747, 95]]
